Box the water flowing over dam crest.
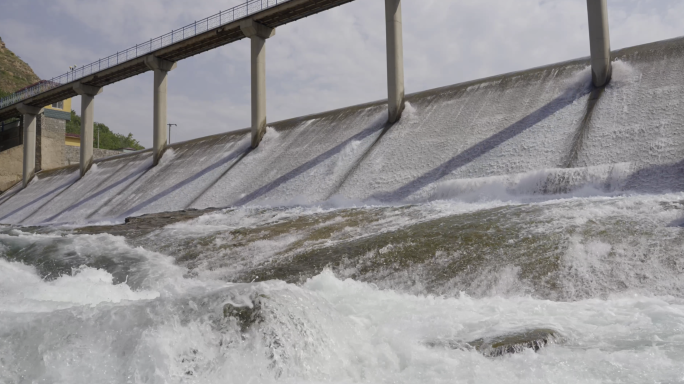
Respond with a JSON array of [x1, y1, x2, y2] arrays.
[[1, 37, 684, 383], [1, 37, 684, 225]]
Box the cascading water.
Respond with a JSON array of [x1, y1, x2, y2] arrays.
[[1, 37, 684, 383]]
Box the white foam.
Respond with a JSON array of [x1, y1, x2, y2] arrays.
[[0, 259, 158, 312], [5, 270, 681, 383], [422, 163, 634, 204], [1, 186, 684, 383], [157, 147, 176, 166]]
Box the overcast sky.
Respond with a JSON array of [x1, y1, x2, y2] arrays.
[[1, 0, 683, 147]]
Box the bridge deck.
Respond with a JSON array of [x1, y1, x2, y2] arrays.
[[0, 0, 355, 122]]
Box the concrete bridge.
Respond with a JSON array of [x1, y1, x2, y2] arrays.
[[0, 0, 612, 190]]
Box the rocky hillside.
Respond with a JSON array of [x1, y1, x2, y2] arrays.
[[0, 36, 40, 98]]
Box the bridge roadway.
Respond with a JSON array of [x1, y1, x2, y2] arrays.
[[0, 0, 355, 122]]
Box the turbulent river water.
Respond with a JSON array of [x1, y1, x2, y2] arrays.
[[1, 189, 684, 383], [3, 37, 684, 383]]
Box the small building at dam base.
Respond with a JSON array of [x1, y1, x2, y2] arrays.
[[0, 98, 122, 192]]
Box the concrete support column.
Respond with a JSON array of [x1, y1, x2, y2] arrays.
[[16, 104, 43, 187], [240, 19, 275, 148], [144, 56, 177, 165], [385, 0, 405, 123], [73, 83, 103, 177], [586, 0, 611, 87]]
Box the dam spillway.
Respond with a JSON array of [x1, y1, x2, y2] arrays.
[[2, 37, 684, 226], [2, 37, 684, 225]]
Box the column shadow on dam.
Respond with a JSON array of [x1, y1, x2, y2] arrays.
[[114, 146, 252, 219], [0, 175, 79, 223], [232, 120, 387, 206], [19, 158, 145, 224], [565, 87, 604, 168], [0, 184, 22, 207], [624, 158, 684, 194], [371, 87, 591, 202], [109, 84, 588, 212], [38, 162, 153, 224], [623, 159, 684, 228], [104, 118, 386, 215]]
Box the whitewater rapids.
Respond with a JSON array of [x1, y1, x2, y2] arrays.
[[1, 189, 684, 383]]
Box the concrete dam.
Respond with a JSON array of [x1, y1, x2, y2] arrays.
[[1, 36, 684, 226]]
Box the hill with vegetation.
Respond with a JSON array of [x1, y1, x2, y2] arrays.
[[1, 36, 144, 150], [0, 36, 40, 98], [66, 110, 144, 151]]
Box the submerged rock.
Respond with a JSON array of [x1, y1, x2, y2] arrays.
[[470, 328, 562, 357], [427, 328, 562, 357], [74, 208, 221, 237], [223, 294, 268, 332]]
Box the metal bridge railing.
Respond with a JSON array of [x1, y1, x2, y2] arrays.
[[0, 0, 287, 110]]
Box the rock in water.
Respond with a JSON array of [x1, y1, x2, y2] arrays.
[[469, 329, 561, 357], [223, 294, 267, 332], [427, 328, 562, 357]]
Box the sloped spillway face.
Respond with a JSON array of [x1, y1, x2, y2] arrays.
[[3, 38, 684, 225]]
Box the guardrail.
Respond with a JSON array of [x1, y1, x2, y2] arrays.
[[0, 0, 289, 110]]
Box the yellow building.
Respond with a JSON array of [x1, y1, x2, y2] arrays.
[[65, 133, 80, 147], [15, 80, 72, 120], [44, 97, 71, 115]]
